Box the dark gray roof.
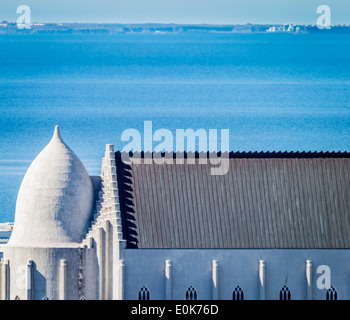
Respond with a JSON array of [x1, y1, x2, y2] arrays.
[[115, 152, 350, 249]]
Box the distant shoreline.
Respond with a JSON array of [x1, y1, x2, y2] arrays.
[[1, 22, 350, 34]]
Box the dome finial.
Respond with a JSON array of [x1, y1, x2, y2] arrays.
[[52, 125, 63, 141]]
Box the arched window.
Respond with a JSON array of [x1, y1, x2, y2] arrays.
[[185, 285, 198, 300], [138, 286, 150, 300], [326, 286, 338, 300], [14, 295, 20, 300], [232, 286, 244, 300], [79, 296, 86, 300], [42, 296, 49, 300], [279, 285, 291, 300]]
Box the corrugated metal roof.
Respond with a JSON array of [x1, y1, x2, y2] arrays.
[[115, 152, 350, 249]]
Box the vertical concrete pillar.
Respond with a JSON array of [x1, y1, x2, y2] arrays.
[[113, 237, 126, 300], [212, 260, 219, 300], [59, 259, 67, 300], [1, 260, 9, 300], [165, 260, 172, 300], [98, 226, 105, 300], [306, 260, 312, 300], [118, 260, 125, 300], [259, 260, 266, 300], [104, 221, 110, 300], [26, 260, 33, 300]]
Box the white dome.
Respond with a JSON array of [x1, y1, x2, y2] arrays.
[[8, 126, 94, 247]]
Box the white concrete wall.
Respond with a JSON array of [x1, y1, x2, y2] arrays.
[[3, 246, 96, 300], [124, 249, 350, 300]]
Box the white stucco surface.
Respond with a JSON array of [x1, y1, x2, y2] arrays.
[[8, 126, 94, 247], [124, 249, 350, 300], [3, 246, 97, 300]]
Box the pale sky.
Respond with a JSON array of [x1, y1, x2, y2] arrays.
[[0, 0, 349, 24]]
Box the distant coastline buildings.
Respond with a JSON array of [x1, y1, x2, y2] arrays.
[[1, 127, 350, 300], [266, 23, 300, 32], [0, 22, 349, 34]]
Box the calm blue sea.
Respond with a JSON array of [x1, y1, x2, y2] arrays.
[[0, 32, 350, 222]]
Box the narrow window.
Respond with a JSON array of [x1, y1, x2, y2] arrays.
[[232, 285, 244, 300], [138, 286, 150, 300], [279, 285, 291, 300], [185, 285, 197, 300], [326, 286, 338, 300]]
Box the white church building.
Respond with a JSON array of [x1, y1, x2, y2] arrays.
[[0, 126, 349, 300]]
